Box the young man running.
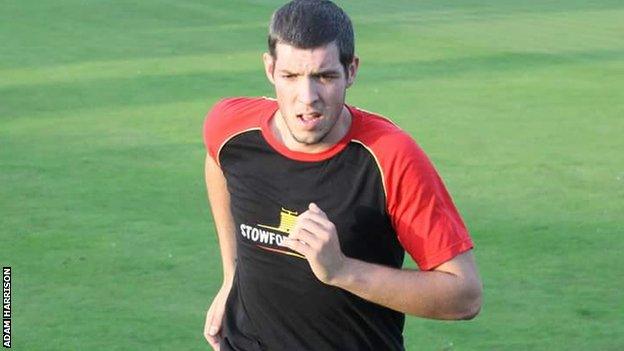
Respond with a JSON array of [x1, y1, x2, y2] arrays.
[[203, 1, 482, 350]]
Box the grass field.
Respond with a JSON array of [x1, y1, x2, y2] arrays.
[[2, 0, 623, 350]]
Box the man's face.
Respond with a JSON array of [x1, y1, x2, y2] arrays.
[[264, 42, 358, 147]]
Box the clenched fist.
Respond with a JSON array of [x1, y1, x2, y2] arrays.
[[281, 203, 347, 285]]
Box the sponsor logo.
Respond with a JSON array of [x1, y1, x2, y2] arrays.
[[258, 208, 298, 234], [240, 208, 304, 258]]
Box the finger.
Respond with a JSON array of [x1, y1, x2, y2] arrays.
[[204, 302, 224, 345], [204, 312, 221, 348], [288, 223, 323, 247], [290, 208, 314, 238], [210, 298, 225, 337], [308, 202, 327, 218], [300, 211, 333, 233], [204, 306, 215, 338], [297, 227, 324, 248], [207, 309, 220, 337], [207, 335, 221, 350], [281, 237, 313, 256], [294, 209, 319, 225], [309, 203, 325, 215], [289, 212, 312, 239], [297, 217, 329, 240], [205, 316, 221, 350]]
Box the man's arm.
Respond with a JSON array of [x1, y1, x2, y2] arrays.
[[204, 153, 237, 283], [333, 250, 481, 320], [283, 203, 482, 320], [203, 153, 237, 349]]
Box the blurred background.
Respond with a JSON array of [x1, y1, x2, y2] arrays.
[[1, 0, 623, 349]]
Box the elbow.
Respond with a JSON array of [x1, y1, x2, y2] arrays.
[[459, 297, 481, 320], [432, 287, 482, 321], [457, 284, 482, 320]]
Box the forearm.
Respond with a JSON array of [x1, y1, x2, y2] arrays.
[[212, 215, 237, 285], [205, 153, 237, 284], [330, 253, 482, 320]]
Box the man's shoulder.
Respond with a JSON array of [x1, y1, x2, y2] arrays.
[[350, 105, 420, 159], [203, 96, 276, 161], [206, 96, 276, 124]]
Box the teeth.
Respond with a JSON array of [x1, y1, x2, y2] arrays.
[[300, 114, 320, 121]]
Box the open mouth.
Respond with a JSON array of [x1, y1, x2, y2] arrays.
[[296, 112, 322, 129]]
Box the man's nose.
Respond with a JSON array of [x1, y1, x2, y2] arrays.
[[297, 78, 319, 105]]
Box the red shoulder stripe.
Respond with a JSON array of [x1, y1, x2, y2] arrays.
[[203, 97, 276, 166], [350, 107, 473, 270]]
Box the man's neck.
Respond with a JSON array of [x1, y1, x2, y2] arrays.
[[271, 107, 352, 154]]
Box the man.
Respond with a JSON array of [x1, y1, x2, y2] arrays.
[[202, 1, 482, 350]]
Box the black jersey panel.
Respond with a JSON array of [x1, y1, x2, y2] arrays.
[[219, 130, 406, 351]]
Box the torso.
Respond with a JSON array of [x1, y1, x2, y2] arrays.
[[203, 97, 473, 351], [208, 97, 405, 350]]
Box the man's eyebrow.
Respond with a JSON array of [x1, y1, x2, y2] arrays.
[[277, 68, 341, 76], [312, 69, 341, 76], [277, 69, 297, 74]]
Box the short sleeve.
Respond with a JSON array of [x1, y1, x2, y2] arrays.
[[202, 97, 272, 167], [385, 133, 473, 271], [203, 98, 231, 164]]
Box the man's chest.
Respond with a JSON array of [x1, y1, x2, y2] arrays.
[[219, 132, 403, 266]]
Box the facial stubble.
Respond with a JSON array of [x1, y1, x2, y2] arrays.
[[282, 113, 341, 146]]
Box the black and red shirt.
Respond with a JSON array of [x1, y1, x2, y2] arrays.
[[203, 97, 473, 351]]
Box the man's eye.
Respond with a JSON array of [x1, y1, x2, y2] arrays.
[[319, 75, 337, 81], [283, 74, 297, 79]]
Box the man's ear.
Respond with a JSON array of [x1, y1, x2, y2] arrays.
[[346, 55, 360, 88], [263, 52, 276, 85]]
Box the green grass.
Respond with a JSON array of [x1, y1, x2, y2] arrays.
[[2, 1, 623, 350]]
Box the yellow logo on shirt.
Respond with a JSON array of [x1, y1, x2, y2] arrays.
[[239, 207, 304, 259], [258, 208, 298, 234]]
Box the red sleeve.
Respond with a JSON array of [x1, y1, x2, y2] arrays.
[[203, 98, 231, 163], [203, 97, 268, 166], [382, 132, 473, 270]]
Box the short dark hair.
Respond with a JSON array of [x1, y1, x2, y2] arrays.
[[268, 0, 355, 71]]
